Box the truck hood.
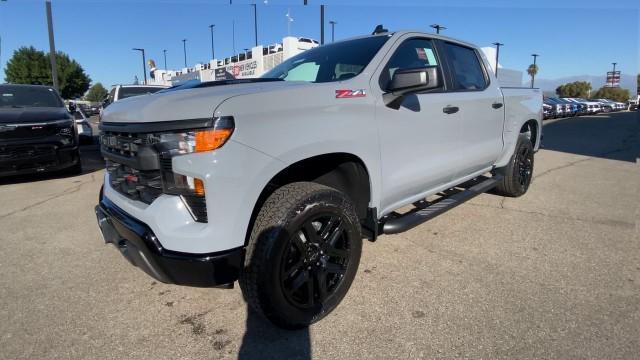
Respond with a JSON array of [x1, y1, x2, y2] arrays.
[[0, 107, 70, 124], [102, 80, 311, 124]]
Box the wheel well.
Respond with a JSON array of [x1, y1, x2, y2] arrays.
[[245, 153, 372, 245], [521, 120, 538, 148]]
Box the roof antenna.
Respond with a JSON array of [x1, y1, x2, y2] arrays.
[[372, 24, 388, 35]]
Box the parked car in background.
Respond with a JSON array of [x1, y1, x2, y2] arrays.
[[627, 99, 638, 111], [567, 98, 601, 114], [544, 97, 564, 118], [99, 84, 169, 119], [562, 98, 587, 115], [0, 84, 81, 176], [543, 103, 553, 119], [73, 109, 93, 144], [591, 99, 614, 112]]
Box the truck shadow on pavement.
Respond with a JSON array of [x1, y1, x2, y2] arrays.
[[238, 308, 311, 360], [541, 112, 638, 162]]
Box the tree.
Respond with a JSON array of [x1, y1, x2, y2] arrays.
[[4, 47, 50, 85], [526, 64, 538, 87], [84, 83, 108, 102], [4, 46, 91, 99], [592, 87, 630, 102], [556, 81, 592, 98]]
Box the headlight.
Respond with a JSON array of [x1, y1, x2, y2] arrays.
[[158, 116, 234, 198], [57, 119, 75, 137]]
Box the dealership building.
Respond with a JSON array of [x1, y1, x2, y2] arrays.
[[148, 38, 523, 88], [148, 36, 319, 86]]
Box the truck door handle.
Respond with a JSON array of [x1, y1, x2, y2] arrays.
[[492, 102, 503, 109], [442, 106, 459, 114]]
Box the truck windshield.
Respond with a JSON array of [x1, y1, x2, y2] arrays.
[[263, 35, 390, 83], [0, 86, 63, 108]]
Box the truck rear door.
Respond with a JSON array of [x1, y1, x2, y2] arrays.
[[439, 41, 504, 177]]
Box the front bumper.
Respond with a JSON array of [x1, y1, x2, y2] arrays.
[[95, 196, 244, 287], [0, 143, 79, 177]]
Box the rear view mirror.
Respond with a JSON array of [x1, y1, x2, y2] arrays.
[[384, 66, 440, 109]]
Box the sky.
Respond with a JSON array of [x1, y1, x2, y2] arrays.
[[0, 0, 638, 91]]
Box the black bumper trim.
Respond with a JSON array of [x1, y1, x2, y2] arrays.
[[95, 197, 244, 287], [0, 145, 79, 177]]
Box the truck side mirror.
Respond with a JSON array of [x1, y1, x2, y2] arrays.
[[384, 66, 441, 109], [68, 102, 76, 112]]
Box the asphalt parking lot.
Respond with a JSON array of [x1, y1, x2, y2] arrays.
[[0, 111, 638, 359]]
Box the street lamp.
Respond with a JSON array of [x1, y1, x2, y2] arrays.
[[182, 39, 187, 68], [45, 0, 59, 91], [208, 24, 216, 60], [430, 24, 446, 34], [162, 49, 167, 70], [531, 53, 539, 88], [251, 4, 258, 47], [132, 48, 147, 85], [329, 20, 337, 42], [320, 5, 325, 44], [492, 42, 504, 78]]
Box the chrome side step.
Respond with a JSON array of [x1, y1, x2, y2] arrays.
[[381, 175, 503, 235]]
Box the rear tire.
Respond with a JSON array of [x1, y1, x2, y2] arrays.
[[493, 134, 534, 197], [240, 182, 362, 329]]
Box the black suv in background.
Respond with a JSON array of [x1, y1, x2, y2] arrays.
[[0, 84, 81, 177]]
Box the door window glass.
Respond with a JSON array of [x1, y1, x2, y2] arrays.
[[443, 42, 487, 90], [381, 38, 440, 90]]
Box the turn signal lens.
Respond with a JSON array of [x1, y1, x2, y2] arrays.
[[194, 178, 205, 196], [195, 128, 233, 152]]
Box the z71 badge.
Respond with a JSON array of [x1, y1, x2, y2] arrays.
[[335, 89, 366, 98]]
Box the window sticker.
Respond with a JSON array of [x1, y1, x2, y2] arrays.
[[416, 47, 427, 60], [424, 48, 438, 65]]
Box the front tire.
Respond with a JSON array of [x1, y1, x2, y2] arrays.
[[240, 182, 362, 329], [493, 134, 534, 197]]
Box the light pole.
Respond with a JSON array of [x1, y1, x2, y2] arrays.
[[320, 4, 325, 44], [45, 0, 59, 91], [329, 20, 336, 42], [531, 53, 539, 88], [132, 48, 147, 85], [208, 24, 216, 60], [430, 24, 446, 34], [492, 42, 503, 78], [182, 39, 187, 67], [162, 49, 167, 70], [251, 4, 258, 47], [232, 20, 236, 55]]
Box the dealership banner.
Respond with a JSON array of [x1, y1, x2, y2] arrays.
[[606, 71, 621, 87]]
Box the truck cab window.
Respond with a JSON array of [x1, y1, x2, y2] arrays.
[[443, 42, 487, 91], [381, 38, 440, 90]]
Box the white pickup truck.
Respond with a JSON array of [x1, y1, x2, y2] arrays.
[[95, 30, 542, 329]]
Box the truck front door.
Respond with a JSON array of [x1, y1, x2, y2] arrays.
[[374, 37, 462, 214]]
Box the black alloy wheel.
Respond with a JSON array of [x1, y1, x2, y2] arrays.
[[280, 214, 350, 309], [240, 182, 362, 329], [516, 144, 533, 188]]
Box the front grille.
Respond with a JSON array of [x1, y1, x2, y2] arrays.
[[107, 160, 163, 204], [101, 130, 208, 223], [100, 131, 158, 158], [0, 144, 56, 160]]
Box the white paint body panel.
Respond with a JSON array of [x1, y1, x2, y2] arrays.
[[100, 31, 542, 254]]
